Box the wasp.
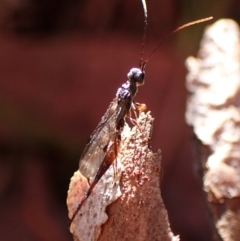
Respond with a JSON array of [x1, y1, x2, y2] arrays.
[[70, 66, 147, 224], [69, 0, 212, 224]]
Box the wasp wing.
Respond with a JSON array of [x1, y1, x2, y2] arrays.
[[79, 98, 119, 179]]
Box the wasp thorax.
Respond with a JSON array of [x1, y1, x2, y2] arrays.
[[127, 68, 145, 86]]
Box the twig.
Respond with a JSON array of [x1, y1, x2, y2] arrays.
[[67, 112, 178, 241]]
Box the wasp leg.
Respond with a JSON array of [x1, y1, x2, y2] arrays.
[[126, 113, 143, 134], [126, 101, 147, 132], [112, 132, 122, 185], [133, 101, 147, 112]]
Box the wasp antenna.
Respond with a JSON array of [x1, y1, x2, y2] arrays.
[[141, 60, 147, 71], [144, 16, 213, 65], [139, 0, 148, 69], [172, 17, 213, 34]]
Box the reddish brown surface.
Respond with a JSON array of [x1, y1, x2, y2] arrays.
[[0, 31, 212, 241]]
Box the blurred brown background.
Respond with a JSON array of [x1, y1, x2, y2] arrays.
[[0, 0, 239, 240]]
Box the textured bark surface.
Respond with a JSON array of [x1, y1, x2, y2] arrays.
[[186, 19, 240, 241], [67, 112, 178, 241]]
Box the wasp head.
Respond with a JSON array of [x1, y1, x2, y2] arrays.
[[127, 68, 145, 86]]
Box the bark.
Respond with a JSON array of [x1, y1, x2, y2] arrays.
[[186, 19, 240, 241], [67, 112, 178, 241]]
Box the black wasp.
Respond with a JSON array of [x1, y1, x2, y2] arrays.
[[70, 66, 147, 224]]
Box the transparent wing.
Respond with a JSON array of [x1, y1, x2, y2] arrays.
[[79, 99, 119, 179]]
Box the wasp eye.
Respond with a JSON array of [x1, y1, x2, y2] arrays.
[[127, 68, 145, 86]]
